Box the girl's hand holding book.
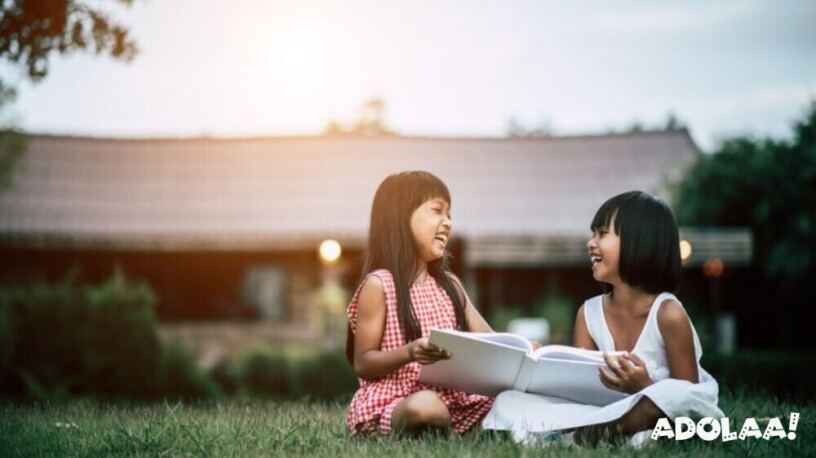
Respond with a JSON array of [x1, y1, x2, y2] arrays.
[[598, 352, 653, 394], [409, 337, 451, 365]]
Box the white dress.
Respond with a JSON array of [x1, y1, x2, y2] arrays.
[[482, 293, 723, 441]]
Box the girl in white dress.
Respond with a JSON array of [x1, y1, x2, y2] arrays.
[[483, 191, 723, 445]]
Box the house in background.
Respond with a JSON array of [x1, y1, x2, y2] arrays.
[[0, 131, 752, 343]]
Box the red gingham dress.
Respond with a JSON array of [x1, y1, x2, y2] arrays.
[[346, 269, 493, 435]]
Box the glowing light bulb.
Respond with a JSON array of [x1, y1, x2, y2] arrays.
[[319, 239, 342, 263], [680, 240, 693, 262]]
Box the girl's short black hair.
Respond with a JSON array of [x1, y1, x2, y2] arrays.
[[591, 190, 681, 294]]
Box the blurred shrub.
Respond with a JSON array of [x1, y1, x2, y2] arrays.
[[0, 275, 85, 398], [703, 351, 816, 401], [491, 292, 576, 344], [292, 349, 358, 402], [534, 291, 575, 344], [490, 306, 524, 332], [83, 269, 163, 397], [240, 345, 293, 398], [0, 297, 14, 390], [159, 343, 220, 401], [209, 358, 241, 396], [232, 344, 358, 402], [0, 269, 360, 402], [0, 269, 219, 401]]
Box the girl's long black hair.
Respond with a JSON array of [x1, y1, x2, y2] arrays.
[[346, 171, 469, 364]]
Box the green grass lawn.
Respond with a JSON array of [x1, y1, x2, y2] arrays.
[[1, 390, 812, 457]]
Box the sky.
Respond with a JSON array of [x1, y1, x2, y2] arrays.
[[2, 0, 816, 151]]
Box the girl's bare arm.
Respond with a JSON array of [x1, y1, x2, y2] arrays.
[[656, 299, 700, 384], [573, 304, 598, 350], [353, 276, 446, 380]]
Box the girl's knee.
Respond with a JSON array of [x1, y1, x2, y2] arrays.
[[399, 391, 451, 426]]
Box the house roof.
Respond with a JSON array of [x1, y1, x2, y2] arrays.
[[0, 130, 749, 265]]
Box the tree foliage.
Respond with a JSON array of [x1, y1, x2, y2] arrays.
[[0, 0, 140, 189], [0, 0, 139, 82], [0, 80, 26, 189], [674, 102, 816, 287], [324, 97, 395, 136], [674, 101, 816, 348]]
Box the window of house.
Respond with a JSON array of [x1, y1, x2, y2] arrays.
[[243, 265, 288, 320]]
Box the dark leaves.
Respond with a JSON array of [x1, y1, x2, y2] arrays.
[[0, 0, 139, 82]]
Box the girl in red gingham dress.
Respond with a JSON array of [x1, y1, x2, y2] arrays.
[[346, 171, 494, 436]]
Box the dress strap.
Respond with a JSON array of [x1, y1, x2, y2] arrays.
[[583, 295, 615, 352]]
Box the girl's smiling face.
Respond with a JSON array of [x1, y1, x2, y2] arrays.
[[587, 218, 621, 284], [410, 197, 452, 263]]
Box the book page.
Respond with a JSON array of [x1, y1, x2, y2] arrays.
[[429, 329, 533, 353], [531, 344, 623, 363], [525, 358, 627, 406], [418, 329, 528, 396]]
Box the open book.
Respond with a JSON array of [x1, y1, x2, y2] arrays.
[[417, 328, 628, 406]]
